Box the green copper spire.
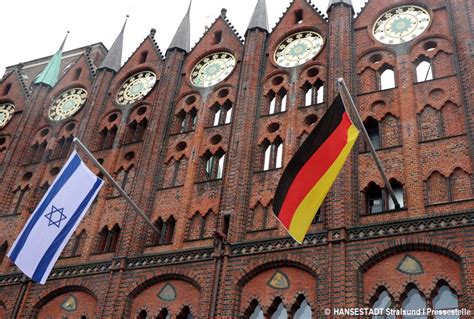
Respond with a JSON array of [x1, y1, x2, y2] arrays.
[[34, 31, 69, 87]]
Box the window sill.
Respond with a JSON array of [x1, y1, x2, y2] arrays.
[[425, 198, 474, 207], [419, 133, 467, 144], [254, 167, 283, 174], [121, 140, 144, 146], [158, 184, 184, 191], [183, 237, 213, 242], [413, 74, 457, 85], [361, 207, 408, 216], [0, 213, 20, 218], [205, 123, 231, 129], [246, 227, 278, 233], [299, 102, 325, 109], [358, 144, 402, 154], [169, 130, 195, 137], [357, 87, 397, 96], [195, 178, 223, 185], [260, 110, 288, 118]]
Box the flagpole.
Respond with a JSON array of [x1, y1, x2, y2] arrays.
[[337, 78, 400, 210], [72, 138, 161, 234]]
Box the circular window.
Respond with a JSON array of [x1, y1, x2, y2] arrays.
[[304, 114, 318, 126], [40, 128, 50, 137], [272, 76, 284, 86], [108, 113, 118, 122], [176, 141, 187, 151], [423, 41, 437, 52], [210, 135, 222, 145], [137, 106, 147, 116], [369, 53, 383, 64], [50, 167, 60, 176], [185, 95, 196, 105], [218, 89, 229, 98], [22, 172, 33, 181], [124, 152, 135, 161], [65, 122, 75, 132], [267, 122, 280, 133], [307, 67, 319, 77], [0, 136, 6, 145]]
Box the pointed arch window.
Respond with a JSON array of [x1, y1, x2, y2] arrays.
[[176, 108, 198, 133], [28, 141, 47, 164], [303, 80, 324, 106], [157, 308, 171, 319], [262, 138, 283, 171], [372, 290, 396, 319], [151, 216, 175, 245], [0, 241, 8, 264], [267, 89, 288, 114], [98, 126, 117, 149], [364, 117, 380, 150], [433, 285, 459, 318], [12, 187, 28, 215], [137, 309, 148, 319], [2, 83, 12, 96], [212, 101, 233, 126], [70, 230, 86, 257], [124, 118, 147, 144], [416, 59, 433, 83], [293, 296, 312, 319], [379, 67, 395, 90], [402, 287, 427, 318], [96, 224, 120, 253], [203, 149, 225, 180], [270, 299, 288, 319], [177, 306, 193, 319], [52, 135, 73, 159], [73, 68, 82, 81]]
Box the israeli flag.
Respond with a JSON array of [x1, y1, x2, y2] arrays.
[[8, 151, 103, 284]]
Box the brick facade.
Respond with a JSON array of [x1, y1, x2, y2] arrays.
[[0, 0, 473, 317]]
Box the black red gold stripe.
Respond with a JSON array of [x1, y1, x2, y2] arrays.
[[272, 95, 359, 243]]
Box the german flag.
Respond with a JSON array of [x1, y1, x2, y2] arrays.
[[272, 95, 359, 243]]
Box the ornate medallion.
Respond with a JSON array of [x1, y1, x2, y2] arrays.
[[49, 88, 87, 121], [61, 294, 77, 312], [267, 270, 290, 290], [116, 71, 157, 105], [0, 103, 15, 128], [373, 5, 431, 45], [190, 52, 236, 88], [158, 283, 176, 301], [274, 31, 324, 68]]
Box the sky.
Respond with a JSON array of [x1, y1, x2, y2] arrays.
[[0, 0, 366, 75]]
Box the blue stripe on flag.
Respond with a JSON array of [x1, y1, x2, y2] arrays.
[[9, 155, 82, 262], [32, 177, 103, 282]]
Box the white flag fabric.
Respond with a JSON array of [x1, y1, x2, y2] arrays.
[[7, 150, 103, 284]]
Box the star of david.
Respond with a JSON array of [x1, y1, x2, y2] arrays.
[[44, 205, 67, 228]]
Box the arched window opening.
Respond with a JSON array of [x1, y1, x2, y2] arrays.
[[125, 119, 147, 144], [2, 83, 12, 96], [12, 187, 28, 215], [293, 296, 312, 319], [295, 10, 303, 24], [246, 300, 264, 319], [152, 216, 175, 245], [157, 308, 171, 319], [71, 230, 86, 257], [0, 241, 8, 264], [177, 306, 193, 319], [380, 68, 395, 90], [269, 92, 276, 115], [372, 290, 396, 319], [204, 150, 225, 180], [401, 286, 427, 318], [302, 80, 323, 106], [269, 298, 288, 319], [388, 180, 404, 210], [212, 101, 233, 126], [366, 183, 383, 214], [97, 224, 120, 253], [139, 51, 148, 64], [280, 90, 287, 112], [53, 135, 73, 159], [213, 30, 222, 45], [364, 117, 380, 150], [433, 284, 459, 318], [416, 59, 433, 83], [97, 226, 109, 253], [99, 126, 117, 150], [176, 108, 197, 133], [262, 138, 283, 171], [137, 309, 147, 319], [73, 68, 82, 81], [28, 141, 47, 164]]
